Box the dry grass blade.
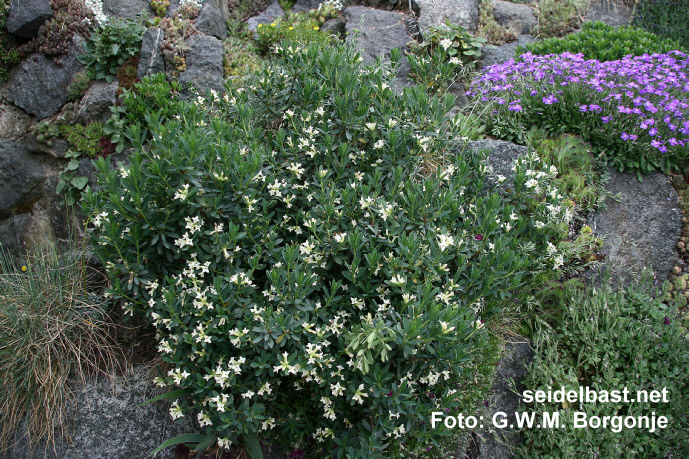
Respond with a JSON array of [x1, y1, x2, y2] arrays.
[[0, 243, 125, 455]]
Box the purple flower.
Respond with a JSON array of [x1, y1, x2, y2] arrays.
[[601, 116, 612, 123], [508, 104, 523, 112], [621, 132, 630, 140], [649, 127, 657, 136], [497, 98, 505, 105], [579, 105, 588, 112], [664, 316, 670, 325], [387, 390, 393, 397], [589, 104, 601, 111], [475, 234, 483, 241], [542, 95, 558, 105], [484, 400, 489, 407]]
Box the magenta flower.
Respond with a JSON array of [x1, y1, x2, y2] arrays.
[[475, 234, 483, 241]]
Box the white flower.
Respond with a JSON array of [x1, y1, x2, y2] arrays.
[[366, 122, 377, 131], [242, 390, 255, 399], [331, 382, 345, 397], [170, 400, 184, 420], [525, 179, 538, 188], [197, 411, 212, 427], [437, 234, 454, 252], [497, 175, 507, 183], [389, 274, 405, 287], [174, 183, 190, 201], [333, 232, 346, 243], [440, 38, 453, 50], [449, 56, 461, 65], [373, 140, 385, 149], [534, 221, 545, 229]]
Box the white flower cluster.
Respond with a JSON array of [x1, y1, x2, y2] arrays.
[[84, 0, 107, 25]]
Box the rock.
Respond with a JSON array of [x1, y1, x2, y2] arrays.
[[471, 340, 533, 459], [25, 133, 70, 159], [138, 28, 166, 78], [0, 101, 32, 139], [344, 6, 410, 64], [74, 80, 119, 124], [247, 1, 284, 33], [7, 35, 86, 120], [6, 0, 53, 39], [465, 139, 529, 190], [293, 0, 323, 12], [588, 169, 682, 285], [585, 0, 632, 27], [416, 0, 479, 36], [345, 7, 413, 91], [480, 33, 535, 69], [195, 0, 230, 39], [493, 0, 537, 35], [2, 366, 194, 459], [103, 0, 154, 20], [321, 18, 346, 39], [178, 34, 225, 93], [0, 140, 50, 221]]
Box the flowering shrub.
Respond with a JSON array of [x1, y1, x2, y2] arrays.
[[85, 41, 570, 457], [468, 51, 689, 174], [518, 21, 685, 63]]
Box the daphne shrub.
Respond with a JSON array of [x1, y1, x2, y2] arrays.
[[84, 41, 571, 457], [468, 51, 689, 174], [517, 21, 685, 63]]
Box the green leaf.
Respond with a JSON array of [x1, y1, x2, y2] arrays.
[[138, 388, 190, 407], [67, 159, 80, 170], [71, 176, 89, 189], [147, 434, 210, 457], [244, 435, 264, 459]]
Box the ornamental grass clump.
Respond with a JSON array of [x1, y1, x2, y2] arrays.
[[84, 41, 571, 457], [0, 244, 122, 454], [468, 51, 689, 174]]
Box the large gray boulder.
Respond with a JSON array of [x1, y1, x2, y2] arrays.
[[195, 0, 230, 39], [7, 35, 85, 120], [247, 1, 284, 33], [465, 139, 529, 190], [137, 28, 166, 78], [480, 33, 535, 69], [103, 0, 154, 20], [0, 140, 50, 221], [2, 366, 194, 459], [178, 34, 225, 93], [471, 340, 533, 458], [585, 0, 632, 27], [589, 169, 682, 284], [345, 7, 410, 64], [6, 0, 53, 38], [416, 0, 479, 36], [0, 99, 32, 139], [74, 80, 119, 124], [493, 0, 537, 35]]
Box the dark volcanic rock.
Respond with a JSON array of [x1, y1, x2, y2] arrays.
[[589, 169, 682, 284], [7, 0, 53, 38], [321, 18, 346, 39], [7, 35, 85, 120], [585, 0, 632, 27], [493, 0, 537, 35], [247, 1, 284, 32], [0, 140, 49, 221], [195, 0, 230, 39], [137, 28, 166, 78], [178, 34, 225, 93], [416, 0, 479, 35], [481, 34, 536, 69], [103, 0, 154, 20], [75, 80, 119, 124]]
